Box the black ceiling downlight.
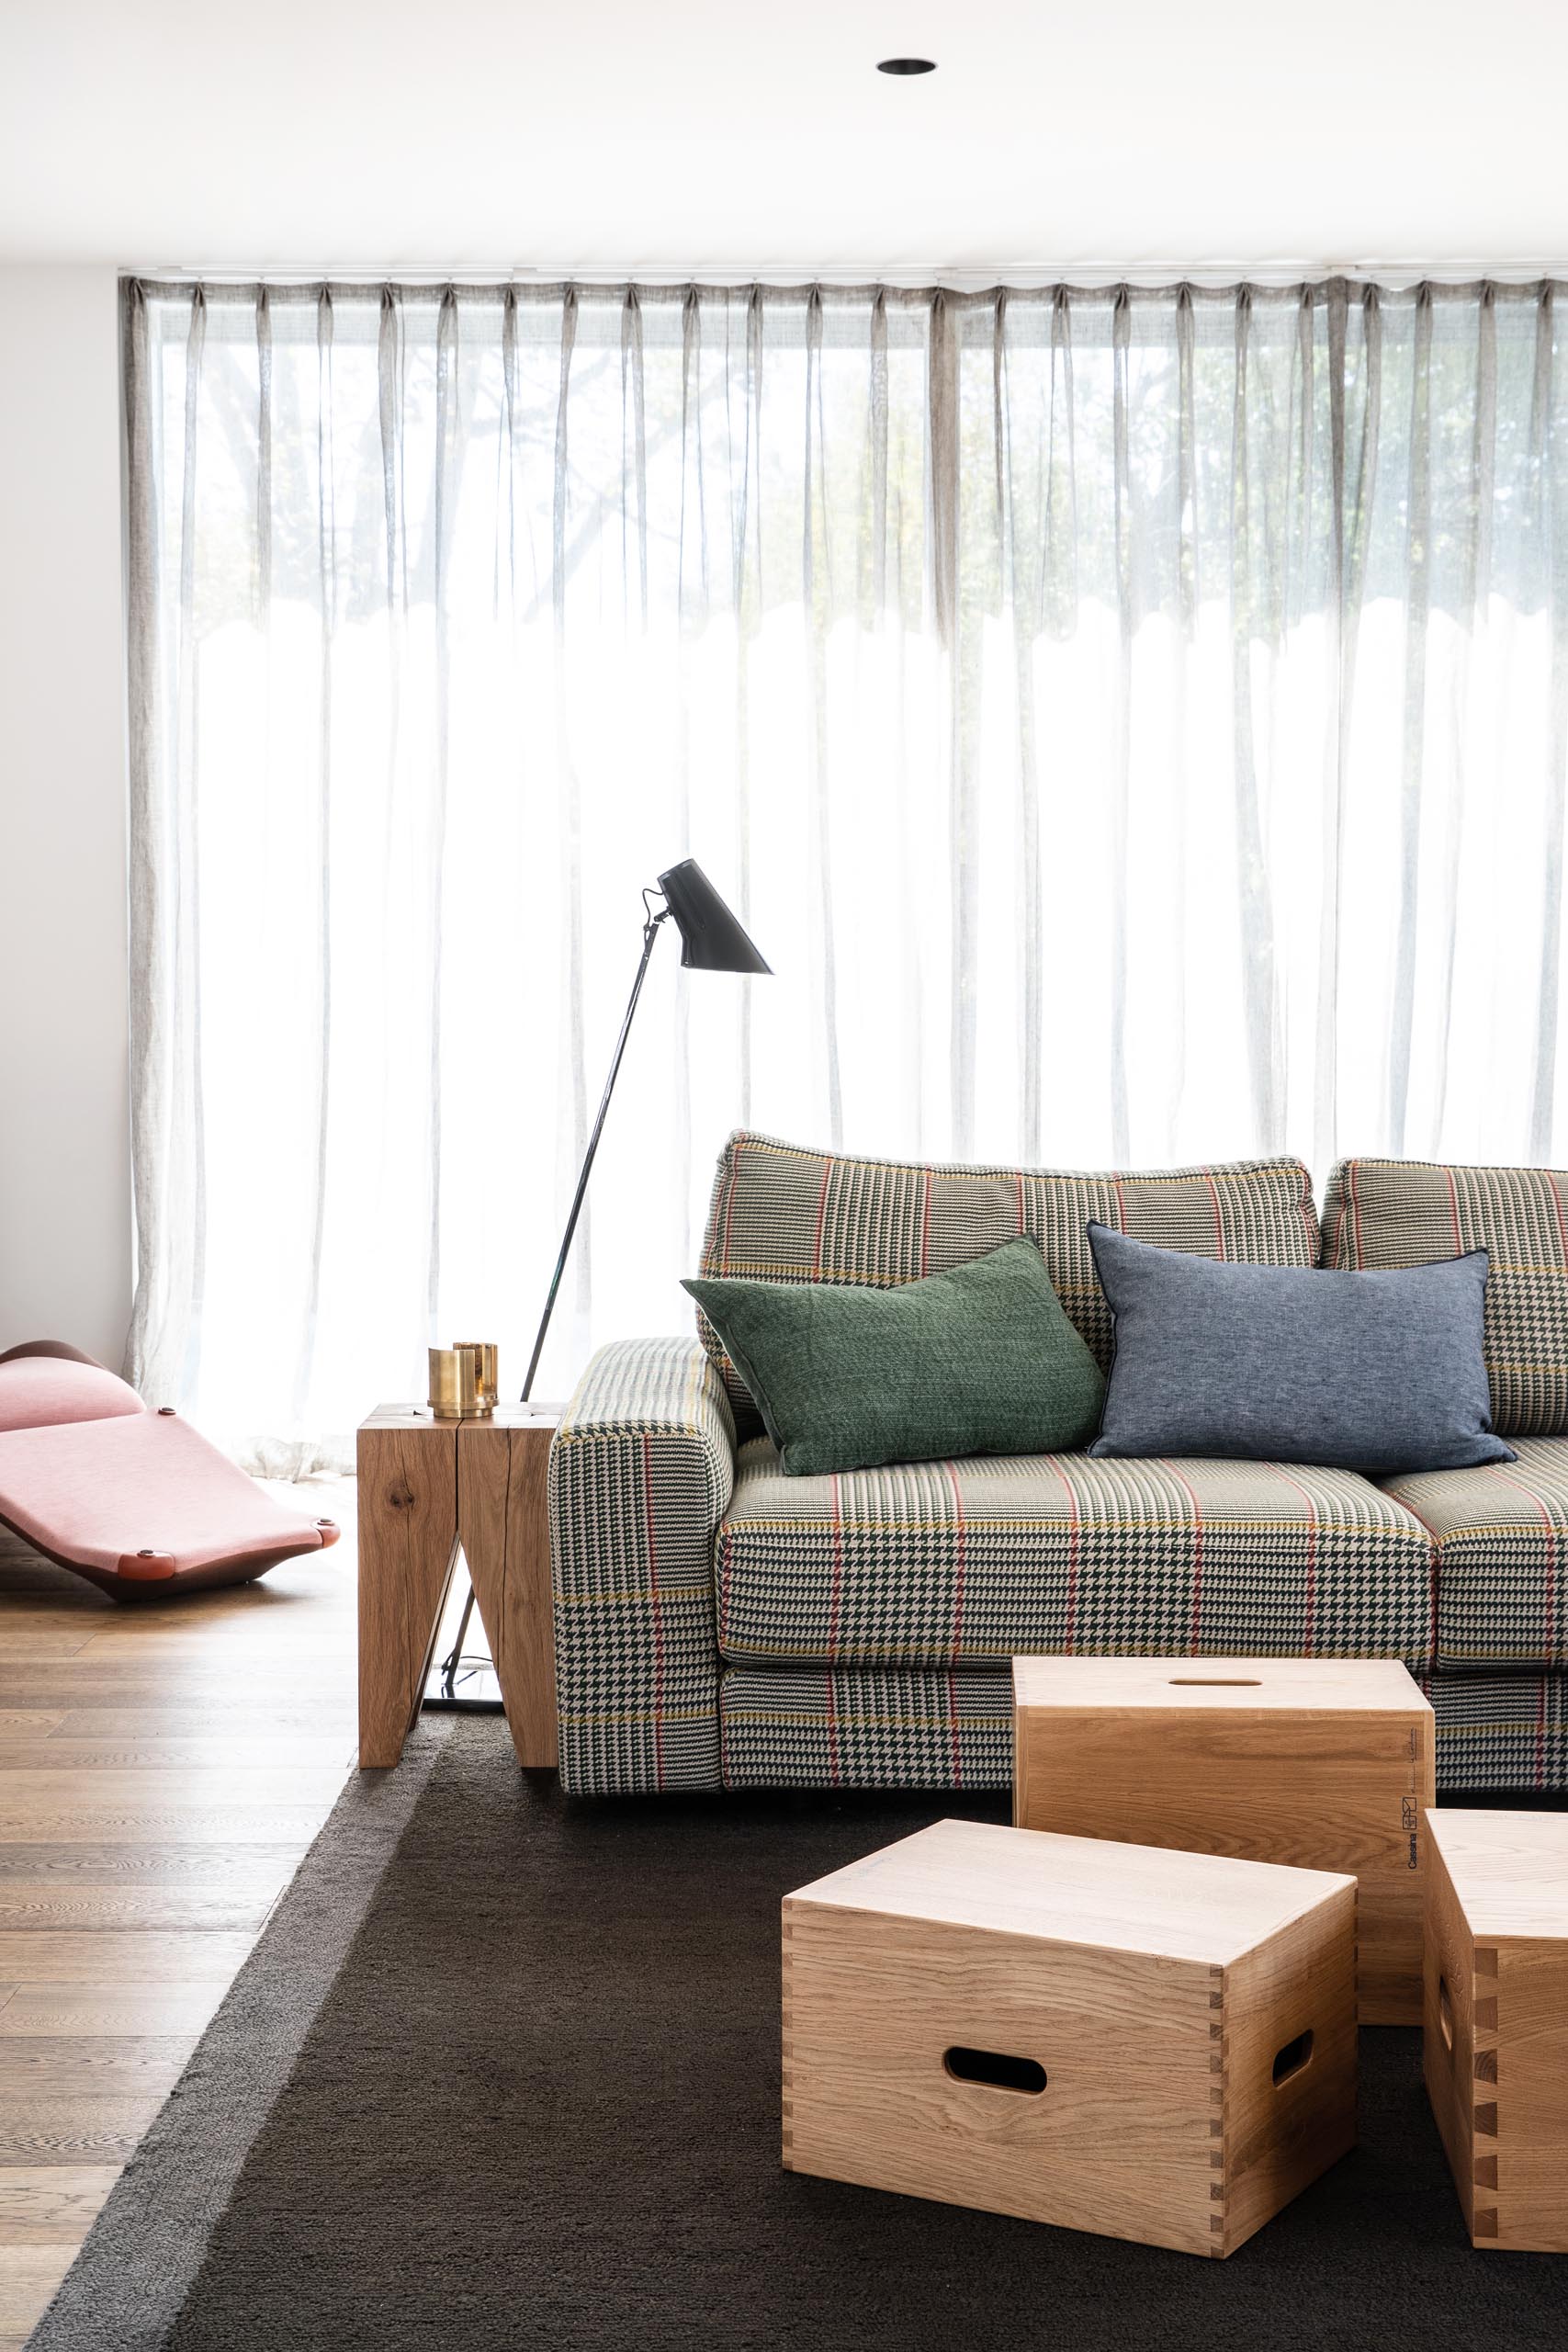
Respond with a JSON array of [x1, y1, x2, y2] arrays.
[[877, 57, 936, 74]]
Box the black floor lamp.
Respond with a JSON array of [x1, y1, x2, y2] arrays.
[[427, 859, 771, 1713]]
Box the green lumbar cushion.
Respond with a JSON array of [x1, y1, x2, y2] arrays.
[[683, 1237, 1105, 1477]]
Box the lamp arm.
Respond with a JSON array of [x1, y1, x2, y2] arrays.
[[519, 903, 671, 1402]]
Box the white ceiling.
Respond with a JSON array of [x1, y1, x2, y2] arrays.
[[3, 0, 1565, 277]]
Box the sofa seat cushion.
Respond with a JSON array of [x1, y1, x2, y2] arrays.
[[715, 1440, 1436, 1671], [1382, 1439, 1568, 1669]]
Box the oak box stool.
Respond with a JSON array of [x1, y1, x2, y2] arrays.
[[1011, 1656, 1434, 2023], [782, 1817, 1357, 2258], [1425, 1810, 1568, 2252]]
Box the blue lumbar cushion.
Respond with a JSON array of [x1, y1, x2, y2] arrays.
[[1086, 1223, 1515, 1474]]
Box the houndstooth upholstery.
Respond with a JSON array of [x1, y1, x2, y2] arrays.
[[715, 1437, 1435, 1669], [718, 1665, 1013, 1788], [1426, 1668, 1568, 1792], [698, 1132, 1319, 1421], [1382, 1438, 1568, 1670], [549, 1338, 734, 1793], [716, 1661, 1568, 1795], [1323, 1157, 1568, 1435]]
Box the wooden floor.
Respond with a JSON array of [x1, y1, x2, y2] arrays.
[[0, 1480, 358, 2350]]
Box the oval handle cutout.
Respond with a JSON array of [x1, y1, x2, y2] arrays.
[[1272, 2029, 1314, 2087], [944, 2045, 1046, 2095], [1438, 1976, 1454, 2053], [1168, 1677, 1262, 1688]]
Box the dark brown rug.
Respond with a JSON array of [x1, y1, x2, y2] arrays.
[[26, 1718, 1568, 2349]]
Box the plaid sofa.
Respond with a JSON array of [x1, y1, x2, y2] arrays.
[[550, 1136, 1568, 1797]]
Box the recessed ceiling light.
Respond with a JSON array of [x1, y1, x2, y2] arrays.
[[876, 57, 937, 74]]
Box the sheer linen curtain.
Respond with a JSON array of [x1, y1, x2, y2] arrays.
[[123, 277, 1568, 1465]]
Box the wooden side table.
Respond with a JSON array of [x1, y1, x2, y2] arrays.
[[356, 1403, 560, 1770]]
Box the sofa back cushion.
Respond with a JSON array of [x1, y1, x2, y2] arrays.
[[1322, 1157, 1568, 1437], [697, 1131, 1320, 1423]]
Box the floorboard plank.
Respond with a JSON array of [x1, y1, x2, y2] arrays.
[[0, 2039, 201, 2098], [0, 1767, 355, 1807], [0, 1840, 310, 1880], [0, 2243, 77, 2344], [46, 1707, 357, 1741], [0, 2101, 167, 2165], [0, 1736, 358, 1771], [0, 2165, 118, 2241], [0, 1676, 354, 1710], [0, 1633, 98, 1662], [0, 1804, 343, 1848], [0, 1929, 259, 1983], [0, 1984, 228, 2038], [0, 1883, 284, 1934]]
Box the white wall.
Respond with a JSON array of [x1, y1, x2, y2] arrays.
[[0, 267, 131, 1368]]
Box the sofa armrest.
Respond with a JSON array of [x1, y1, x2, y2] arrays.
[[549, 1337, 737, 1793]]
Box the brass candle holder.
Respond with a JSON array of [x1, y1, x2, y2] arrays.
[[427, 1346, 478, 1420], [453, 1341, 499, 1415], [427, 1341, 499, 1419]]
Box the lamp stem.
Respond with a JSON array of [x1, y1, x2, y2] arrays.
[[519, 905, 671, 1402]]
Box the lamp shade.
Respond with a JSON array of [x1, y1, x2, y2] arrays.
[[656, 859, 773, 974]]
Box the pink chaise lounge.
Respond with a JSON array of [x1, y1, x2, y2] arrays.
[[0, 1341, 339, 1599]]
